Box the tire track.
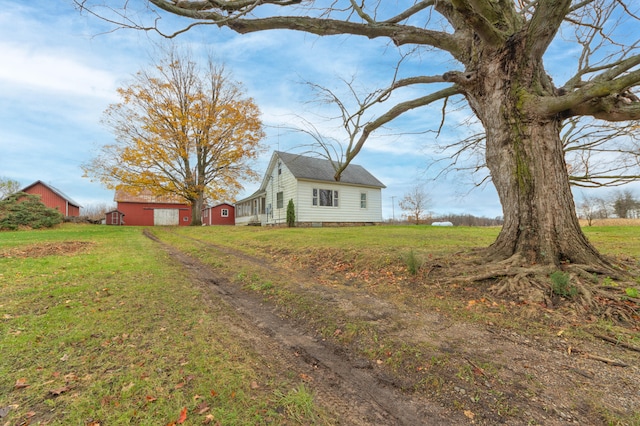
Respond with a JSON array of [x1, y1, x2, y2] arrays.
[[145, 229, 462, 425]]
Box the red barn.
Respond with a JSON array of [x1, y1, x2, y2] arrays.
[[20, 180, 81, 217], [105, 209, 125, 225], [115, 188, 191, 226], [202, 203, 235, 226]]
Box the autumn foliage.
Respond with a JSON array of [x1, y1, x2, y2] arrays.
[[83, 47, 264, 225]]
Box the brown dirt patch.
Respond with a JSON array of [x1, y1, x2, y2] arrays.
[[0, 241, 93, 258]]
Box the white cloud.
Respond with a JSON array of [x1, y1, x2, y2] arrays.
[[0, 43, 118, 100]]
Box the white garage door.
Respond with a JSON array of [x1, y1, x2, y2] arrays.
[[154, 209, 179, 226]]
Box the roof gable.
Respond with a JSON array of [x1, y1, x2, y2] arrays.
[[265, 151, 385, 189], [209, 202, 234, 209], [20, 180, 81, 207]]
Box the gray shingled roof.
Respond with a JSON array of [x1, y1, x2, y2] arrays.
[[276, 151, 386, 188]]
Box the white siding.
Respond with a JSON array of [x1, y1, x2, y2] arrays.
[[296, 180, 383, 223], [264, 161, 298, 225], [257, 152, 384, 226]]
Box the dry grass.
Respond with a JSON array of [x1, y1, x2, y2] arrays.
[[580, 218, 640, 226]]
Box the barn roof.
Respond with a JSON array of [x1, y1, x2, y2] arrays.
[[114, 188, 187, 204], [273, 151, 386, 188], [20, 180, 81, 207]]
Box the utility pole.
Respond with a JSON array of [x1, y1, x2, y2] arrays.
[[391, 196, 396, 223]]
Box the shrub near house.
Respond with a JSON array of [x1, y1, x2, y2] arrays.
[[0, 192, 63, 230]]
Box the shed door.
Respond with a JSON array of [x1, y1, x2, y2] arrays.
[[154, 209, 179, 226]]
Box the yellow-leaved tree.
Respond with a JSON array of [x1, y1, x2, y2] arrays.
[[83, 47, 265, 225]]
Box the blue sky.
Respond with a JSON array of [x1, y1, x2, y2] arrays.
[[1, 2, 635, 220]]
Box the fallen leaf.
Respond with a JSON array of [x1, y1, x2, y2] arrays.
[[203, 414, 216, 424], [196, 402, 210, 415], [250, 381, 260, 389], [122, 382, 135, 392], [60, 353, 69, 362], [14, 378, 29, 389], [177, 407, 187, 424], [49, 386, 71, 396], [145, 395, 157, 403], [464, 410, 475, 419], [299, 373, 313, 382], [210, 389, 218, 397]]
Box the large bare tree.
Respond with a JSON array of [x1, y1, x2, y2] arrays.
[[76, 1, 640, 304]]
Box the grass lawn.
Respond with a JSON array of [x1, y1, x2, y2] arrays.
[[0, 224, 320, 425], [2, 223, 639, 425]]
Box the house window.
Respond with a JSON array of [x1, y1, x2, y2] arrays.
[[276, 191, 284, 209], [312, 189, 338, 207], [360, 193, 367, 209], [221, 209, 229, 217]]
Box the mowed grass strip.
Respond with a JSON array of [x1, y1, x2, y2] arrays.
[[163, 222, 640, 261], [0, 225, 322, 425], [158, 224, 640, 339]]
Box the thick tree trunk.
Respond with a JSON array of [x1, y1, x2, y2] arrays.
[[190, 196, 203, 226], [485, 118, 602, 266], [469, 53, 608, 268]]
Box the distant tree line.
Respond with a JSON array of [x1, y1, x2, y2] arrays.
[[431, 214, 504, 227], [579, 189, 640, 225], [395, 184, 503, 226], [388, 214, 503, 227]]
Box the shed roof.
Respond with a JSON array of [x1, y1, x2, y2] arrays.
[[114, 188, 187, 204], [274, 151, 386, 188], [20, 180, 81, 207]]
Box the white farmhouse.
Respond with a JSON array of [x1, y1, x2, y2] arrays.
[[235, 151, 386, 226]]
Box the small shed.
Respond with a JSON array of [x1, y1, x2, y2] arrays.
[[20, 180, 81, 217], [202, 203, 235, 226], [105, 209, 125, 225]]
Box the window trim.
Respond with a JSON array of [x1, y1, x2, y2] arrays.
[[360, 192, 367, 209], [221, 208, 229, 217], [312, 188, 339, 207], [276, 191, 284, 209]]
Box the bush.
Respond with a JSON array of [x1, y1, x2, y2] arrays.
[[550, 270, 578, 298], [0, 192, 64, 230], [405, 250, 421, 275], [286, 199, 296, 227]]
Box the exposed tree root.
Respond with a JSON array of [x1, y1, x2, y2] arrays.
[[432, 251, 640, 324]]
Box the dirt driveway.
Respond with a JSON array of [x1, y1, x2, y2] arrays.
[[147, 230, 640, 425]]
